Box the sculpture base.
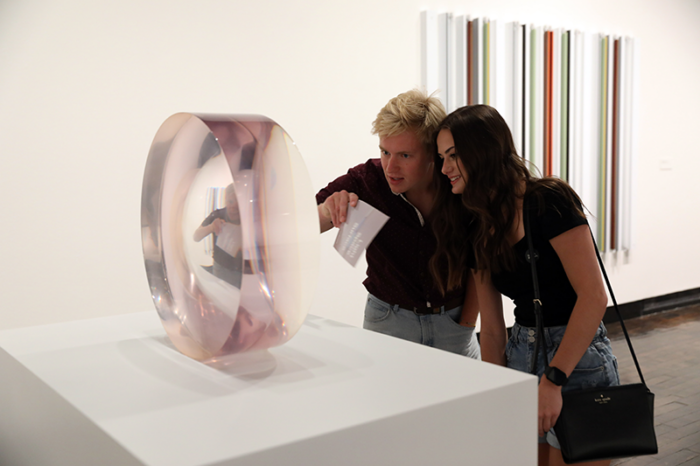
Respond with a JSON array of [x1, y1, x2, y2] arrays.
[[0, 312, 536, 466]]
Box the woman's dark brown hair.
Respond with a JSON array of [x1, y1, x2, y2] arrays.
[[429, 105, 584, 294]]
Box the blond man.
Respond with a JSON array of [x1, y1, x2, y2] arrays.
[[316, 89, 480, 358]]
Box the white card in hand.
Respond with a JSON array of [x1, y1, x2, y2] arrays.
[[333, 200, 389, 266], [215, 223, 242, 257]]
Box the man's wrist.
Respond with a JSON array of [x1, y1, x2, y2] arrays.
[[318, 204, 332, 226]]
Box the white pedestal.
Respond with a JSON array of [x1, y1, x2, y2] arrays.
[[0, 312, 536, 466]]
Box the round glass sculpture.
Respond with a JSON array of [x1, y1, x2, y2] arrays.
[[141, 114, 319, 362]]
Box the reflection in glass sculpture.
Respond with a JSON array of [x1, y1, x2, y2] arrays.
[[141, 114, 320, 362]]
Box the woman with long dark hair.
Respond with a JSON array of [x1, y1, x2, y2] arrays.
[[430, 105, 619, 466]]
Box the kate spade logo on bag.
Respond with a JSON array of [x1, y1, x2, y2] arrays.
[[595, 394, 611, 404]]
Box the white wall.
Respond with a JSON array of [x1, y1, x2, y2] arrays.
[[0, 0, 698, 330]]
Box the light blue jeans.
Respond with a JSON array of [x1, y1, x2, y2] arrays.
[[363, 293, 481, 359], [506, 321, 620, 448]]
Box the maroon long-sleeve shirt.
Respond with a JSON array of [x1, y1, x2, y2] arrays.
[[316, 159, 465, 311]]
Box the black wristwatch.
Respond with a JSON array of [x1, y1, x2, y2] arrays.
[[544, 366, 569, 386]]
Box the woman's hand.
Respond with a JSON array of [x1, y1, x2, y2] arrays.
[[538, 377, 563, 437], [471, 269, 507, 366]]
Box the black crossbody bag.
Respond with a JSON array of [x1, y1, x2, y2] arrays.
[[524, 204, 658, 464]]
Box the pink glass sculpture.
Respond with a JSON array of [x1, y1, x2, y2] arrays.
[[141, 114, 319, 362]]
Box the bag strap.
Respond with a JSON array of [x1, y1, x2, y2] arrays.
[[524, 198, 647, 386], [589, 230, 646, 385], [524, 200, 548, 375]]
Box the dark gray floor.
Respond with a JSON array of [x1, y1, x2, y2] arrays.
[[608, 305, 700, 466]]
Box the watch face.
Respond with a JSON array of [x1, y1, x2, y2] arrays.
[[546, 366, 568, 386]]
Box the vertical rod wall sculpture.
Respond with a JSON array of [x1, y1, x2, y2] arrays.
[[421, 12, 636, 255]]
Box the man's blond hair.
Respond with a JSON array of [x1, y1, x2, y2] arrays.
[[371, 89, 446, 150]]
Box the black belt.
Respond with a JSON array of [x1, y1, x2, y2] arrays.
[[399, 295, 464, 315]]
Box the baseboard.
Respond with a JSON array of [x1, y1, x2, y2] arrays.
[[479, 288, 700, 341], [603, 287, 700, 324]]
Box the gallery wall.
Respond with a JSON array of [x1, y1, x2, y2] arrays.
[[0, 0, 698, 330]]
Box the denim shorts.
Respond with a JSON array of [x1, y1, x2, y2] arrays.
[[506, 321, 620, 448], [363, 293, 481, 359]]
